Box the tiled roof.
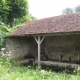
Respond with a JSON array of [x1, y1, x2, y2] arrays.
[[11, 13, 80, 36]]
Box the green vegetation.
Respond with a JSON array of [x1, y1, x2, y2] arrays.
[[0, 24, 23, 48], [0, 1, 80, 80], [0, 0, 30, 27], [0, 0, 36, 48], [0, 25, 10, 48], [62, 4, 80, 14], [0, 0, 36, 27], [0, 53, 80, 80], [62, 8, 74, 14]]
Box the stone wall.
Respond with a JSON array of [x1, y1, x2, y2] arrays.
[[30, 37, 37, 57], [5, 34, 80, 63], [45, 34, 80, 63], [6, 37, 31, 59], [5, 37, 45, 59]]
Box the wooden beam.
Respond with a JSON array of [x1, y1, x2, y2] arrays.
[[34, 37, 38, 44], [34, 36, 45, 67], [40, 36, 45, 44], [35, 60, 80, 69]]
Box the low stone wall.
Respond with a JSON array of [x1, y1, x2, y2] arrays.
[[45, 34, 80, 63], [6, 37, 31, 59]]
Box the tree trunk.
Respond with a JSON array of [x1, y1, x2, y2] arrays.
[[9, 18, 14, 27], [9, 20, 13, 27], [8, 15, 14, 27]]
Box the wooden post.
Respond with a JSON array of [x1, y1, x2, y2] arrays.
[[38, 36, 40, 66], [34, 36, 45, 67]]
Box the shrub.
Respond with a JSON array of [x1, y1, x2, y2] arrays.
[[0, 24, 23, 48]]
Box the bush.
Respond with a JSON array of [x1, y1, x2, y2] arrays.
[[0, 50, 80, 80], [0, 25, 10, 48], [0, 24, 23, 48]]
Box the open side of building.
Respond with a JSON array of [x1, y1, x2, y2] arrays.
[[6, 13, 80, 67]]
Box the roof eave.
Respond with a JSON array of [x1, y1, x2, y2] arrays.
[[8, 31, 80, 38]]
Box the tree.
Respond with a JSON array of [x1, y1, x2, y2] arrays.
[[62, 8, 74, 14], [29, 14, 37, 20], [0, 0, 29, 27], [75, 5, 80, 12]]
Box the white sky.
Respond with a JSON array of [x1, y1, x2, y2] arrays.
[[29, 0, 80, 19]]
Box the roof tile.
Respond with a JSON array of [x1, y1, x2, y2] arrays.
[[11, 13, 80, 36]]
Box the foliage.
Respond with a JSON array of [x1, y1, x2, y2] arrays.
[[0, 52, 17, 67], [0, 15, 36, 48], [62, 8, 74, 14], [29, 14, 37, 20], [0, 49, 80, 80], [0, 24, 23, 48], [0, 52, 80, 80], [0, 0, 29, 27], [13, 14, 37, 26], [75, 5, 80, 13], [0, 0, 37, 47], [0, 25, 10, 48], [62, 4, 80, 14]]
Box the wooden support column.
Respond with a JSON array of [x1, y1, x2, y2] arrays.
[[34, 36, 45, 67]]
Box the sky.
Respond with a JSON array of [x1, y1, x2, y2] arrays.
[[29, 0, 80, 19]]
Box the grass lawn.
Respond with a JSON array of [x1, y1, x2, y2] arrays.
[[0, 57, 80, 80]]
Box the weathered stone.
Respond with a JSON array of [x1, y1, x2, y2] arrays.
[[5, 37, 31, 59], [6, 34, 80, 64], [45, 34, 80, 62]]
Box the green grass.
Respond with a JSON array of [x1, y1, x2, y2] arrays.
[[0, 57, 80, 80]]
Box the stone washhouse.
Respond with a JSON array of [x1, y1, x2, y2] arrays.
[[6, 13, 80, 67]]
